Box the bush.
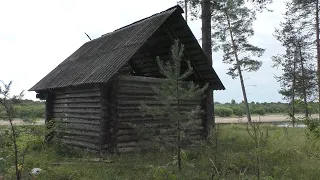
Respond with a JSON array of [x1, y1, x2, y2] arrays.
[[304, 118, 320, 137], [14, 105, 44, 121], [231, 106, 245, 116], [215, 107, 233, 117], [252, 107, 266, 115]]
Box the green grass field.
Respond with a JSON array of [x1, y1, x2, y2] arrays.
[[1, 124, 320, 180]]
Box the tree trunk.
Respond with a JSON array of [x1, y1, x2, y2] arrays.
[[316, 0, 320, 119], [5, 109, 20, 180], [299, 46, 309, 118], [201, 0, 214, 138], [176, 80, 181, 171], [292, 53, 297, 127], [226, 11, 252, 125]]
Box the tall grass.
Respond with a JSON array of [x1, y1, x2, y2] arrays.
[[1, 124, 320, 179]]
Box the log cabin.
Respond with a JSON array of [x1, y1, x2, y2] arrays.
[[29, 5, 225, 153]]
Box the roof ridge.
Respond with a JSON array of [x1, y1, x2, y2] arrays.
[[100, 5, 183, 38]]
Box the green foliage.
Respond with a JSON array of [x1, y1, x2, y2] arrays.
[[214, 107, 233, 117], [214, 101, 319, 116], [140, 40, 208, 170], [147, 165, 178, 180], [2, 125, 320, 179], [272, 0, 317, 118], [37, 166, 82, 180], [231, 106, 246, 116], [304, 118, 320, 137], [212, 0, 265, 79], [252, 107, 267, 115], [0, 100, 44, 121], [14, 105, 44, 122]]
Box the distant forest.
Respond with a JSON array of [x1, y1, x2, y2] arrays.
[[0, 99, 44, 121], [214, 99, 319, 117]]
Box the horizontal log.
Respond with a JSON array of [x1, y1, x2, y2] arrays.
[[55, 89, 100, 97], [53, 108, 100, 114], [118, 75, 198, 85], [118, 75, 165, 84], [118, 100, 200, 105], [61, 139, 100, 150], [55, 91, 100, 99], [117, 120, 172, 126], [53, 104, 101, 109], [54, 87, 100, 95], [57, 123, 101, 132], [54, 118, 100, 125], [63, 135, 101, 145], [119, 83, 157, 89], [56, 130, 100, 138], [116, 142, 137, 148], [117, 129, 136, 136], [117, 107, 201, 115], [117, 97, 156, 102], [54, 98, 100, 104], [117, 135, 138, 142], [118, 89, 155, 95], [53, 113, 100, 120]]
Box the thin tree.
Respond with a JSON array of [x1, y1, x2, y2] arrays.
[[179, 0, 271, 126], [211, 0, 265, 125], [273, 1, 317, 121], [0, 81, 24, 180], [290, 0, 320, 118], [140, 40, 208, 171]]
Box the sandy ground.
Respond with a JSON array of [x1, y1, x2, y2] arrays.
[[0, 118, 45, 126], [0, 114, 314, 126], [215, 114, 317, 124]]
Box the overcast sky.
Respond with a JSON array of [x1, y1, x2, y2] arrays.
[[0, 0, 287, 103]]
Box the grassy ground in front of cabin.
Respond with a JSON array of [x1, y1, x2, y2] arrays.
[[1, 124, 320, 180]]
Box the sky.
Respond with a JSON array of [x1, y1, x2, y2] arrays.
[[0, 0, 287, 103]]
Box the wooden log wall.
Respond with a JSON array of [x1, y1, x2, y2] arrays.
[[115, 75, 204, 153], [51, 86, 102, 151]]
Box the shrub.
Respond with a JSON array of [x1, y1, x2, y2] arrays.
[[252, 107, 266, 115], [304, 118, 320, 137], [215, 107, 233, 117], [14, 105, 44, 122], [0, 106, 5, 119], [231, 106, 245, 116]]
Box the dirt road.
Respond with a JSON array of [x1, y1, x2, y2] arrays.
[[0, 118, 45, 126], [215, 114, 316, 124]]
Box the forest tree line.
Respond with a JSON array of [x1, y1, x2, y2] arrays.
[[214, 100, 320, 117], [0, 99, 44, 121]]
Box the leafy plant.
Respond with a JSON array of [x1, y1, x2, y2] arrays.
[[252, 107, 267, 116]]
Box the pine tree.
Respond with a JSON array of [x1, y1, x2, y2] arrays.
[[140, 40, 208, 171], [178, 0, 272, 136], [211, 0, 265, 124], [290, 0, 320, 118], [273, 1, 317, 123]]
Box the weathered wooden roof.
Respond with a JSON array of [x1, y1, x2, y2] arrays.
[[30, 5, 225, 92]]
